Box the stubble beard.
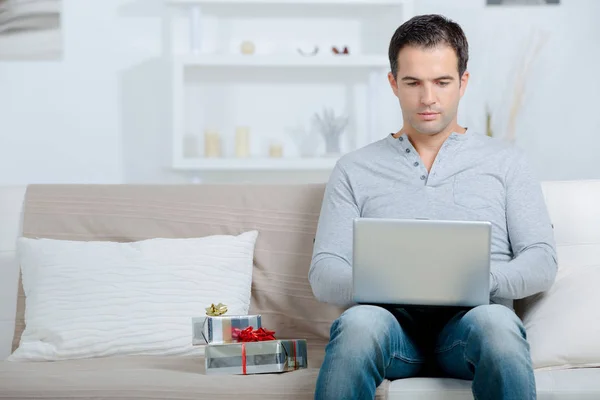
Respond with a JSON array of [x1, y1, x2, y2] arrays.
[[408, 112, 455, 136]]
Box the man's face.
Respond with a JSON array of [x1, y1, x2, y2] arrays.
[[388, 45, 469, 136]]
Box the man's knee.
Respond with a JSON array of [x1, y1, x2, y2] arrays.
[[330, 305, 399, 350], [465, 304, 525, 335], [464, 304, 529, 357]]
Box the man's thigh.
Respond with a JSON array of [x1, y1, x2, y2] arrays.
[[434, 304, 527, 380]]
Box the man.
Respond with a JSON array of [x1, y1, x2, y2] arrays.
[[309, 14, 557, 400]]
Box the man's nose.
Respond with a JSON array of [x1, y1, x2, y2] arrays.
[[420, 85, 436, 106]]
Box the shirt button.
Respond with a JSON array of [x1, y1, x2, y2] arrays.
[[405, 148, 411, 153], [420, 175, 426, 180], [399, 137, 404, 142], [413, 162, 419, 167]]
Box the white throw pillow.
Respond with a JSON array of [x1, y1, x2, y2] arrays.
[[8, 230, 258, 362], [522, 264, 600, 370]]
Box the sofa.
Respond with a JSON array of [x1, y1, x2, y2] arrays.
[[0, 181, 599, 399]]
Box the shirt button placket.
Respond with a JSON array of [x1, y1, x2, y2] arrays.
[[400, 140, 428, 185]]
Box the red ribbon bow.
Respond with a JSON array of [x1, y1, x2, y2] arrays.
[[233, 326, 276, 342]]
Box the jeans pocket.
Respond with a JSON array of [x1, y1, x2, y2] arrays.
[[392, 352, 424, 364], [434, 341, 474, 380], [386, 353, 426, 380]]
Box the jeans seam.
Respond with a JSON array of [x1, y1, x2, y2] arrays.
[[434, 340, 465, 355], [391, 353, 424, 364], [464, 351, 475, 374], [465, 351, 478, 400]]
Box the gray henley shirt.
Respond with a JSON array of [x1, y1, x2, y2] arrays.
[[309, 130, 558, 310]]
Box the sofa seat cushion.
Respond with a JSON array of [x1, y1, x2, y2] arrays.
[[388, 368, 600, 400], [0, 345, 389, 400]]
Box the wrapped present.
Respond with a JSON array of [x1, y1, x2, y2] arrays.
[[192, 315, 262, 345], [205, 339, 308, 375]]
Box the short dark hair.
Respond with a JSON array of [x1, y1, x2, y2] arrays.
[[388, 14, 469, 79]]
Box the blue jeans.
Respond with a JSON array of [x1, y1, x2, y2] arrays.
[[315, 304, 535, 400]]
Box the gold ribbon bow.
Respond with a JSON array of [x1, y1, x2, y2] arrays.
[[205, 302, 228, 316]]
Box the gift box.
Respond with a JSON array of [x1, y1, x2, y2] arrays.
[[192, 315, 262, 345], [205, 339, 308, 375]]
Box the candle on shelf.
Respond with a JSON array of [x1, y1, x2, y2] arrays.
[[204, 129, 221, 158], [269, 141, 284, 158], [240, 41, 256, 55], [235, 127, 250, 158]]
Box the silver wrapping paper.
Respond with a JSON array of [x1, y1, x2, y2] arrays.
[[192, 315, 262, 345], [205, 339, 308, 375]]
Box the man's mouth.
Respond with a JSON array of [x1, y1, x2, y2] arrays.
[[418, 112, 439, 121]]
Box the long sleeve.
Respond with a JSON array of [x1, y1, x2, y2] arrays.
[[490, 150, 558, 300], [309, 162, 359, 308]]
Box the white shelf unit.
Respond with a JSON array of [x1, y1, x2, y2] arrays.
[[168, 0, 405, 5], [164, 0, 414, 172], [176, 54, 390, 68], [173, 157, 338, 171]]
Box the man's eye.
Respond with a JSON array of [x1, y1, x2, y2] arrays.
[[438, 81, 450, 86], [406, 82, 419, 87]]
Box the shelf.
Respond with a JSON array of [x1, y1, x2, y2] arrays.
[[165, 0, 414, 175], [173, 157, 338, 171], [176, 54, 389, 68], [168, 0, 404, 5]]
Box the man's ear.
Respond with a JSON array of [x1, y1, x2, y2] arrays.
[[388, 72, 399, 97], [459, 70, 470, 96]]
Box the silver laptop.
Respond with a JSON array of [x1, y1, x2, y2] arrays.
[[352, 218, 492, 308]]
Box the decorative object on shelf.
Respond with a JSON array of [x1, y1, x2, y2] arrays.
[[493, 28, 549, 143], [485, 105, 494, 137], [297, 45, 319, 57], [183, 133, 200, 158], [268, 141, 284, 158], [204, 129, 221, 158], [312, 108, 349, 156], [235, 127, 251, 158], [286, 123, 320, 158], [240, 41, 256, 55], [332, 46, 350, 55], [504, 29, 548, 143]]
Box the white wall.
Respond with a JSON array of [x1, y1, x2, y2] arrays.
[[0, 0, 598, 186], [0, 0, 161, 185], [423, 0, 600, 181]]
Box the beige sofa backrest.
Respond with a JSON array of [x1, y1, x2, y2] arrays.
[[16, 181, 600, 353], [12, 184, 345, 352]]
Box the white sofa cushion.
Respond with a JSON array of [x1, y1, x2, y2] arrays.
[[388, 368, 600, 400], [517, 180, 600, 370], [8, 230, 258, 362], [523, 264, 600, 370]]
